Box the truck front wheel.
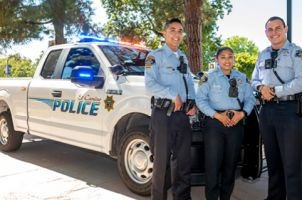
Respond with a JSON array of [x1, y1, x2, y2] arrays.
[[118, 127, 153, 196], [0, 112, 23, 152]]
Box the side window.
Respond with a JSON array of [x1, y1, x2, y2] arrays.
[[62, 47, 100, 79], [40, 49, 62, 79]]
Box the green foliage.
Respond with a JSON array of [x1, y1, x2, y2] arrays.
[[223, 36, 259, 55], [202, 33, 222, 71], [222, 36, 259, 79], [0, 54, 36, 77], [233, 52, 257, 79], [0, 0, 95, 47], [100, 0, 232, 69]]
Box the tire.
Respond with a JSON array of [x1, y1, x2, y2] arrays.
[[117, 127, 153, 196], [0, 112, 24, 152]]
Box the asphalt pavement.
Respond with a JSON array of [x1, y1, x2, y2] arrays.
[[0, 135, 268, 200]]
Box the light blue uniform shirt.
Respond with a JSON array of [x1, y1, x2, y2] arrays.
[[251, 41, 302, 97], [145, 44, 195, 102], [196, 67, 256, 118]]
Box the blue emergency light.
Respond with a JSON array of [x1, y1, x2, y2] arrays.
[[79, 32, 119, 43], [78, 72, 93, 79]]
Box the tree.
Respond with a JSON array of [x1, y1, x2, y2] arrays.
[[184, 0, 202, 73], [0, 54, 36, 77], [0, 0, 95, 47], [223, 36, 260, 79], [233, 52, 257, 79], [223, 36, 259, 55], [100, 0, 232, 73]]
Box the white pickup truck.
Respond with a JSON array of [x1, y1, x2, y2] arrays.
[[0, 39, 263, 196]]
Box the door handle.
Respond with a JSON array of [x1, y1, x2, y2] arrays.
[[51, 90, 62, 97]]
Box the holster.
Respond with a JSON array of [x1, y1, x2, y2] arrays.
[[295, 92, 302, 116], [181, 99, 196, 113]]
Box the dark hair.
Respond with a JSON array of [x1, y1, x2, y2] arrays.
[[265, 16, 286, 28], [215, 47, 234, 58], [164, 18, 182, 30]]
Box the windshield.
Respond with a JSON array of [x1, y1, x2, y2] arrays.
[[99, 45, 149, 75]]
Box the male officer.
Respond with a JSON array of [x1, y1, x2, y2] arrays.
[[251, 16, 302, 200], [144, 18, 196, 200]]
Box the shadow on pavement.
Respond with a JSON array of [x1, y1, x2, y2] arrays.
[[4, 135, 149, 200]]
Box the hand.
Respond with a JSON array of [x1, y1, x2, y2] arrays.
[[173, 95, 182, 112], [229, 110, 245, 126], [260, 85, 275, 101], [186, 106, 196, 116], [214, 111, 233, 127]]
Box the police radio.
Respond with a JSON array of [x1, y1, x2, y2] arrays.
[[228, 78, 238, 98], [177, 56, 187, 74]]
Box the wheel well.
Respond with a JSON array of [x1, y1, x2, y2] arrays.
[[110, 112, 150, 157], [0, 100, 10, 115]]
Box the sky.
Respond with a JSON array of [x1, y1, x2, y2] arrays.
[[217, 0, 302, 50], [3, 0, 302, 61]]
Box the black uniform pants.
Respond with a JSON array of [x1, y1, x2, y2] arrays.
[[259, 101, 302, 200], [150, 108, 192, 200], [204, 118, 244, 200]]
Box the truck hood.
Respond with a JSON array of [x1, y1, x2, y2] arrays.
[[121, 75, 199, 95]]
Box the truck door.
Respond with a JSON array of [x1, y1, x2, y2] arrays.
[[28, 49, 64, 136], [240, 107, 263, 180], [47, 47, 107, 152]]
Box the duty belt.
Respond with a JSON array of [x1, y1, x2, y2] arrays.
[[153, 98, 172, 109], [153, 98, 195, 113], [263, 95, 296, 104]]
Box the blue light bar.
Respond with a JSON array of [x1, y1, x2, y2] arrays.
[[79, 32, 119, 43]]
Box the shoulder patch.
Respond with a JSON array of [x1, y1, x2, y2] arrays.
[[295, 50, 302, 59], [198, 72, 208, 86], [145, 55, 155, 69]]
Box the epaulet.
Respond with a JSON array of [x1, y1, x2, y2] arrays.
[[264, 46, 271, 52], [232, 70, 248, 84], [208, 68, 218, 75], [152, 47, 163, 54], [233, 69, 243, 76]]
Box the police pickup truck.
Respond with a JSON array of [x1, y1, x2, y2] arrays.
[[0, 36, 262, 196]]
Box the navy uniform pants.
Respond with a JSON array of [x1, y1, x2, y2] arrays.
[[204, 117, 244, 200], [259, 101, 302, 200], [150, 108, 192, 200]]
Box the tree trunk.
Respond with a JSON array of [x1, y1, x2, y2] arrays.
[[49, 0, 66, 44], [184, 0, 203, 73]]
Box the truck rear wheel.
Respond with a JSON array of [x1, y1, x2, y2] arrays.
[[0, 112, 23, 152], [118, 127, 153, 196]]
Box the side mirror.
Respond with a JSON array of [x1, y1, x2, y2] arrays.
[[194, 71, 208, 82], [71, 66, 104, 88], [195, 71, 204, 79], [110, 64, 126, 76]]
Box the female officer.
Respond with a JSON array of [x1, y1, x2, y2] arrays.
[[196, 47, 256, 200]]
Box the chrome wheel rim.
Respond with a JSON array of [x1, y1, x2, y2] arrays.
[[124, 138, 153, 184], [0, 118, 9, 145]]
